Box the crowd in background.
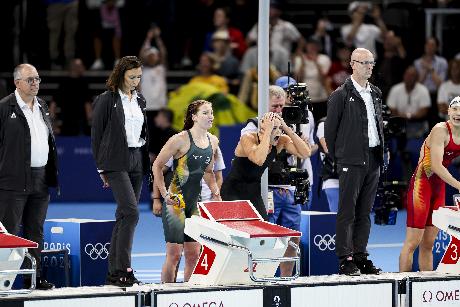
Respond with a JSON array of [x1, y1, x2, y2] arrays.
[[0, 1, 460, 180]]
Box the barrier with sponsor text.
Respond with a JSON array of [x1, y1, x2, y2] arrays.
[[154, 288, 264, 307], [300, 211, 338, 275], [409, 277, 460, 307], [291, 281, 395, 307], [43, 219, 114, 287]]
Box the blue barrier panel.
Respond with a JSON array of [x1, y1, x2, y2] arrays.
[[218, 124, 244, 178], [300, 211, 338, 275], [51, 136, 149, 202], [43, 219, 114, 287]]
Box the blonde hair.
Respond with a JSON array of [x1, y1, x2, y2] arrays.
[[269, 85, 286, 100]]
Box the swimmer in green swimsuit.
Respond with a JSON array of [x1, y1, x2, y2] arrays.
[[152, 100, 220, 283]]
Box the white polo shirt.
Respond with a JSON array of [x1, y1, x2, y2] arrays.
[[351, 77, 380, 147], [15, 90, 49, 167]]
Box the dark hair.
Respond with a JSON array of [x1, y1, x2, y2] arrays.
[[157, 107, 174, 123], [183, 100, 211, 130], [106, 56, 142, 92], [448, 59, 460, 79], [215, 7, 231, 19]]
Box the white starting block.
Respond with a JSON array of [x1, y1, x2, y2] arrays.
[[0, 222, 38, 295], [432, 206, 460, 273], [184, 200, 301, 285]]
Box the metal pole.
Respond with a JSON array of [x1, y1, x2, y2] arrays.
[[258, 0, 270, 208]]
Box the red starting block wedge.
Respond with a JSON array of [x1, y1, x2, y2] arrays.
[[0, 222, 38, 294], [185, 200, 301, 285]]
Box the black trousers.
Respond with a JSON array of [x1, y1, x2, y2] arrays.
[[105, 148, 144, 273], [0, 167, 49, 277], [335, 148, 381, 258]]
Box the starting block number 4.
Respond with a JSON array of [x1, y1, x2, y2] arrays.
[[193, 245, 216, 275]]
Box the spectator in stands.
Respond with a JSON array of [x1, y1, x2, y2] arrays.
[[325, 43, 352, 94], [294, 37, 331, 120], [208, 30, 240, 94], [90, 0, 122, 70], [239, 44, 290, 76], [0, 64, 58, 290], [46, 0, 78, 69], [91, 56, 150, 287], [341, 2, 388, 59], [387, 66, 431, 179], [387, 66, 431, 138], [246, 1, 303, 54], [204, 7, 247, 59], [414, 37, 448, 101], [437, 59, 460, 119], [139, 24, 168, 145], [50, 58, 92, 135], [311, 18, 335, 59], [189, 52, 229, 94], [238, 66, 281, 111], [374, 31, 407, 100]]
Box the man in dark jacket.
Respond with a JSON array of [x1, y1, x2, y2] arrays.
[[0, 64, 58, 289], [325, 48, 384, 275]]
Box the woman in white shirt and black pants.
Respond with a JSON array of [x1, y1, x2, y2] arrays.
[[91, 56, 150, 287]]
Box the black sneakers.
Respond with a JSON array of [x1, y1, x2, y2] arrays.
[[106, 270, 141, 287], [126, 270, 142, 285], [24, 277, 55, 290], [339, 259, 361, 276], [353, 255, 382, 274]]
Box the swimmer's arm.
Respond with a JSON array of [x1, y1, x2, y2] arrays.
[[430, 126, 460, 191], [152, 133, 184, 198], [241, 133, 271, 166]]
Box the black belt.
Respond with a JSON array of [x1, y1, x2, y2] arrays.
[[31, 166, 46, 170], [128, 147, 141, 151]]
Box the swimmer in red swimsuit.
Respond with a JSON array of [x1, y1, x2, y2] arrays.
[[399, 96, 460, 272]]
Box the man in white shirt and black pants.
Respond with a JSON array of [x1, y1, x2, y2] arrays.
[[0, 64, 58, 290], [325, 48, 384, 275]]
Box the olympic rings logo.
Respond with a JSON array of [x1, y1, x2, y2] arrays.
[[84, 243, 110, 260], [313, 234, 336, 251]]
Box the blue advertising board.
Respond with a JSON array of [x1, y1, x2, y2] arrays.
[[43, 219, 114, 287], [50, 136, 149, 202], [300, 211, 338, 275]]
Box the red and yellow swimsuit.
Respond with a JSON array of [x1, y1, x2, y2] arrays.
[[407, 122, 460, 228]]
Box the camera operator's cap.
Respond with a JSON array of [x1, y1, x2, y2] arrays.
[[275, 76, 297, 90], [450, 96, 460, 108]]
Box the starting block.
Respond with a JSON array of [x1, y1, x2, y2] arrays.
[[432, 206, 460, 273], [184, 200, 301, 285], [0, 222, 38, 295]]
